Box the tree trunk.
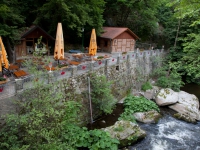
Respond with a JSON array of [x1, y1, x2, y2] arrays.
[[174, 19, 181, 48], [4, 37, 14, 63]]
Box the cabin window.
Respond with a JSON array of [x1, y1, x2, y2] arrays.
[[26, 41, 33, 46]]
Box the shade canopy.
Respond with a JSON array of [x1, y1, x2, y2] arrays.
[[0, 36, 9, 72], [54, 23, 64, 60], [89, 29, 97, 56]]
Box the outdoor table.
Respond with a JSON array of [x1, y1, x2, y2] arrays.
[[13, 70, 28, 78], [69, 61, 80, 65]]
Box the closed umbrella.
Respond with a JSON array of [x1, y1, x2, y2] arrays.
[[54, 23, 64, 61], [0, 36, 9, 72], [89, 29, 97, 56]]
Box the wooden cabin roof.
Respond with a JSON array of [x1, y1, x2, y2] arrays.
[[21, 25, 55, 40], [100, 27, 139, 40]]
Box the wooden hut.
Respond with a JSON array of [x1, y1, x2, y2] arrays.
[[98, 27, 139, 53], [14, 25, 54, 58]]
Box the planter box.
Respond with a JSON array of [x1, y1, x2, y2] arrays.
[[0, 79, 7, 84]]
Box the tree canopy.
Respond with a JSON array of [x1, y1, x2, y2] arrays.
[[165, 0, 200, 83], [1, 0, 200, 82]]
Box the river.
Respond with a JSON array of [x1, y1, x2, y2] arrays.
[[128, 114, 200, 150]]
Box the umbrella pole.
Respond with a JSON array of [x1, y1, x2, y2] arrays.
[[88, 77, 93, 124]]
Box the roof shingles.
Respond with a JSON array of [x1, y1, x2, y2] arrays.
[[100, 27, 139, 40]]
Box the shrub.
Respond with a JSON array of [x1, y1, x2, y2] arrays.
[[155, 70, 184, 92], [156, 76, 169, 88], [61, 125, 119, 150], [118, 95, 159, 122], [141, 81, 153, 91], [90, 73, 117, 114]]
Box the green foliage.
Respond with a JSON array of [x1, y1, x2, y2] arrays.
[[35, 0, 105, 37], [88, 129, 119, 150], [0, 1, 24, 37], [155, 68, 184, 91], [125, 95, 160, 113], [118, 113, 137, 123], [150, 57, 184, 91], [156, 76, 168, 88], [90, 73, 117, 114], [141, 81, 153, 91], [97, 56, 104, 59], [119, 95, 159, 122], [34, 36, 48, 56], [167, 0, 200, 26], [0, 76, 6, 81], [113, 126, 124, 132], [135, 66, 146, 83], [60, 125, 119, 150], [159, 0, 200, 85], [180, 33, 200, 83]]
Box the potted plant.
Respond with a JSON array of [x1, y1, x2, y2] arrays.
[[97, 56, 104, 60], [0, 76, 7, 84], [58, 61, 68, 69]]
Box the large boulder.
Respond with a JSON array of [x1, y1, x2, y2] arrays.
[[142, 86, 160, 100], [133, 110, 162, 123], [155, 88, 178, 106], [102, 120, 146, 147], [169, 91, 200, 122], [174, 112, 196, 123], [132, 86, 160, 100]]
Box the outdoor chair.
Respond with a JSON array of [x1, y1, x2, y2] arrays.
[[16, 59, 25, 68], [2, 66, 12, 77], [13, 70, 28, 78], [9, 64, 20, 72]]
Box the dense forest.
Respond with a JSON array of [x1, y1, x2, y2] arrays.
[[0, 0, 200, 82]]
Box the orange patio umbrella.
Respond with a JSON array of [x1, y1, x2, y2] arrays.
[[0, 36, 9, 72], [89, 28, 97, 56], [54, 23, 64, 60]]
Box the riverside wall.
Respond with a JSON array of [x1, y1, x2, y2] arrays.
[[0, 49, 166, 124]]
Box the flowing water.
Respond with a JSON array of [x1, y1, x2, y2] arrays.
[[128, 114, 200, 150]]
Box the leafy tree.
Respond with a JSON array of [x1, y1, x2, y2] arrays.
[[181, 33, 200, 83], [90, 73, 117, 115], [0, 0, 25, 62], [165, 0, 200, 83], [167, 0, 200, 26], [34, 0, 105, 41]]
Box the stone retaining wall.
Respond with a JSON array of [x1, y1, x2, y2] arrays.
[[0, 49, 166, 123]]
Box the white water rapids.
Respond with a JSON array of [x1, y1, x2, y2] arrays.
[[129, 115, 200, 150]]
